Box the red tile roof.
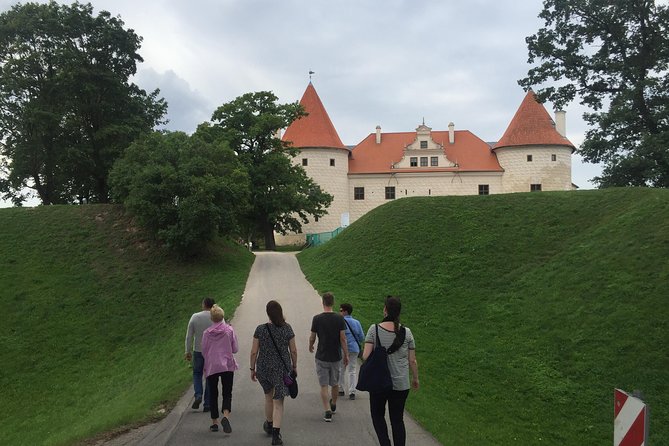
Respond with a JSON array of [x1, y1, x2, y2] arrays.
[[349, 130, 503, 174], [282, 83, 347, 150], [493, 90, 574, 150]]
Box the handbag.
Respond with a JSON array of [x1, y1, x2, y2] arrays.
[[343, 318, 364, 359], [266, 324, 298, 399], [355, 324, 393, 393]]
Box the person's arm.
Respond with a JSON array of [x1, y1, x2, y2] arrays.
[[250, 337, 259, 382], [231, 329, 239, 354], [289, 337, 297, 375], [308, 332, 316, 353], [340, 329, 349, 366], [184, 317, 194, 361], [201, 331, 209, 361], [362, 341, 373, 360], [409, 349, 419, 390], [361, 325, 374, 360]]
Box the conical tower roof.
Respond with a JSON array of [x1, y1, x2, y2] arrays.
[[282, 82, 346, 150], [493, 90, 574, 150]]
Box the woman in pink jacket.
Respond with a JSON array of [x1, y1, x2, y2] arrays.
[[201, 304, 239, 434]]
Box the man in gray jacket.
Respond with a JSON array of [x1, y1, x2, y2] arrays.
[[185, 297, 215, 411]]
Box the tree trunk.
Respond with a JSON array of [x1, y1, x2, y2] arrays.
[[263, 222, 276, 251]]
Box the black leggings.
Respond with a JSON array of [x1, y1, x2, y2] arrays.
[[369, 388, 410, 446], [206, 371, 234, 420]]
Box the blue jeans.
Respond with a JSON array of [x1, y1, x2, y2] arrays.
[[192, 352, 210, 404]]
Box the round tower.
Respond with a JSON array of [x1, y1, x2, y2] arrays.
[[493, 91, 575, 193], [278, 82, 350, 245]]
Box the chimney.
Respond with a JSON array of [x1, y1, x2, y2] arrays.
[[555, 111, 566, 137], [376, 125, 381, 144], [448, 122, 455, 144]]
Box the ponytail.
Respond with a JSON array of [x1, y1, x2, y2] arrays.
[[384, 295, 402, 333], [383, 296, 406, 354]]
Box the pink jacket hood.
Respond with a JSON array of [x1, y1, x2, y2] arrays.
[[202, 321, 239, 377]]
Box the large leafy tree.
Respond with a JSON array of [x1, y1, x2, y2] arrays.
[[210, 91, 333, 250], [109, 130, 249, 256], [0, 1, 166, 205], [519, 0, 669, 187]]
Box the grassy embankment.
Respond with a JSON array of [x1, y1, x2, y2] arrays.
[[0, 205, 254, 446], [298, 188, 669, 445]]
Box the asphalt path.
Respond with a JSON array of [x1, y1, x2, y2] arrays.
[[102, 251, 441, 446]]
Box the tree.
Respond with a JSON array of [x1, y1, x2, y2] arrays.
[[0, 1, 166, 205], [519, 0, 669, 187], [210, 91, 333, 250], [109, 130, 249, 256]]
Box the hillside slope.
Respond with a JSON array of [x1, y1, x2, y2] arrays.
[[298, 188, 669, 445], [0, 205, 254, 445]]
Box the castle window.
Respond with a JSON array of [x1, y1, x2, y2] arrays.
[[385, 187, 396, 200], [420, 140, 428, 149], [530, 184, 542, 192], [478, 184, 489, 195], [302, 158, 308, 166], [410, 157, 418, 167], [314, 216, 319, 222], [420, 157, 428, 167], [431, 156, 438, 167], [551, 154, 557, 161], [527, 154, 533, 162], [354, 187, 365, 200], [330, 158, 335, 167]]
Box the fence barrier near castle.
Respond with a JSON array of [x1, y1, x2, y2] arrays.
[[306, 227, 344, 247]]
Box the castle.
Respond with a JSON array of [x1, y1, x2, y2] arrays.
[[277, 82, 575, 245]]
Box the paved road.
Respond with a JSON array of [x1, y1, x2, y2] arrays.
[[102, 252, 441, 446]]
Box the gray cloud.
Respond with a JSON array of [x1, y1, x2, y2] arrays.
[[134, 68, 212, 133], [0, 0, 604, 199]]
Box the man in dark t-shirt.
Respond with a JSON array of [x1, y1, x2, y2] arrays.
[[309, 292, 349, 422]]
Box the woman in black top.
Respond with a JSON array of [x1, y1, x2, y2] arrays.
[[250, 300, 297, 446]]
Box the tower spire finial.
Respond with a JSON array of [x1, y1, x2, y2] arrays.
[[309, 70, 315, 81]]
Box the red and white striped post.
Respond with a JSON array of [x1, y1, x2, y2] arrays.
[[614, 389, 649, 446]]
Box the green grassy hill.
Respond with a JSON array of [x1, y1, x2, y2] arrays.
[[298, 188, 669, 445], [0, 205, 254, 446]]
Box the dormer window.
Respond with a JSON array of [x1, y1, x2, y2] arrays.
[[410, 157, 418, 167], [420, 140, 428, 149], [420, 157, 428, 167]]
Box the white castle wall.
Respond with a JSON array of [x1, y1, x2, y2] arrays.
[[276, 146, 574, 246], [495, 146, 573, 193], [276, 147, 350, 245], [348, 172, 503, 224]]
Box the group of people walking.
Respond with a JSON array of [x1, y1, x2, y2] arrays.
[[184, 293, 419, 446]]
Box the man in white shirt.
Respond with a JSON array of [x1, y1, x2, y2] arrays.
[[185, 297, 215, 410]]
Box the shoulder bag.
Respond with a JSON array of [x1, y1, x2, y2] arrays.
[[266, 323, 298, 399], [355, 324, 393, 393]]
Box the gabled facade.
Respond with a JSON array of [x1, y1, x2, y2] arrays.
[[278, 84, 575, 245]]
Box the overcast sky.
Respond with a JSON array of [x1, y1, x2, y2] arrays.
[[1, 0, 606, 207]]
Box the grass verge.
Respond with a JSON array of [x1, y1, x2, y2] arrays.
[[298, 188, 669, 445], [0, 204, 254, 446]]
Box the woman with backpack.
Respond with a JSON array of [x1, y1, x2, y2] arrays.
[[361, 296, 420, 446]]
